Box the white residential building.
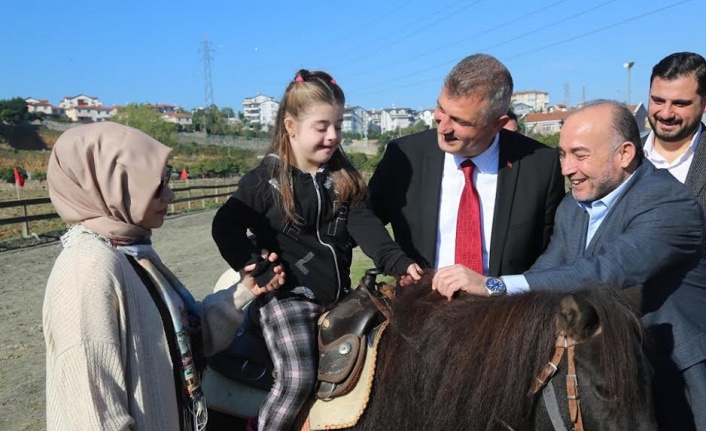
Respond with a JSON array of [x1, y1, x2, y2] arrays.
[[65, 105, 116, 122], [152, 104, 178, 114], [25, 98, 65, 117], [524, 111, 572, 135], [380, 107, 415, 133], [162, 112, 193, 127], [511, 102, 534, 116], [511, 91, 549, 113], [343, 106, 368, 135], [367, 110, 382, 134], [417, 109, 435, 128], [59, 94, 102, 109], [242, 95, 279, 129]]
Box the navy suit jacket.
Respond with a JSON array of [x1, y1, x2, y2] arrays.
[[369, 128, 565, 276], [526, 160, 706, 370]]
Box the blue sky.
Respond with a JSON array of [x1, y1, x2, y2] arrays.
[[2, 0, 704, 112]]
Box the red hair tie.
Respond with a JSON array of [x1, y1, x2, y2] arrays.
[[295, 76, 304, 82], [330, 79, 336, 84]]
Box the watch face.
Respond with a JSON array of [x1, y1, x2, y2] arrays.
[[485, 277, 506, 295]]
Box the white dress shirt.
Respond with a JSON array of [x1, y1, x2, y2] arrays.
[[643, 124, 702, 183], [435, 133, 500, 274]]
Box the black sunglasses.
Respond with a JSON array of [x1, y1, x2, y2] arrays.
[[155, 165, 173, 198]]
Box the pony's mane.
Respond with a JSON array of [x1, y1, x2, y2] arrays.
[[356, 280, 647, 430]]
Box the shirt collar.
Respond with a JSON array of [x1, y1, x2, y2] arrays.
[[644, 123, 703, 163], [576, 172, 635, 211], [452, 132, 500, 174]]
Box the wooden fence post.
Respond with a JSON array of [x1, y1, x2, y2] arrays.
[[21, 203, 29, 238]]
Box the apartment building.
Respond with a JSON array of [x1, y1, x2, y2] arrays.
[[511, 90, 549, 113], [242, 95, 279, 129], [380, 107, 415, 133], [343, 105, 368, 135]]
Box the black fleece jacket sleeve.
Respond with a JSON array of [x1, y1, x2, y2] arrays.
[[211, 172, 268, 271], [347, 195, 416, 276]]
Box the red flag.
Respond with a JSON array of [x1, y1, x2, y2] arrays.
[[13, 167, 24, 187], [180, 168, 189, 180]]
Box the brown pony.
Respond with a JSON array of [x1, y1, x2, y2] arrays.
[[345, 281, 657, 431]]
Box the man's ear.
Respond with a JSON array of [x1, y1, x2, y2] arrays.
[[618, 141, 637, 168], [493, 114, 510, 131]]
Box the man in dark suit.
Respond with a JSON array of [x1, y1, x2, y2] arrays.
[[644, 52, 706, 212], [438, 101, 706, 431], [369, 54, 564, 281]]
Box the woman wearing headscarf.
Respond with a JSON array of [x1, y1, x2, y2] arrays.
[[43, 122, 283, 430]]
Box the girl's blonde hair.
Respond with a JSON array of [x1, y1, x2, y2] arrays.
[[268, 69, 367, 223]]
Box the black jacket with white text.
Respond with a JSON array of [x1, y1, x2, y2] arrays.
[[212, 156, 414, 305]]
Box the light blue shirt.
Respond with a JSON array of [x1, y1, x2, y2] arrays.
[[503, 172, 635, 294]]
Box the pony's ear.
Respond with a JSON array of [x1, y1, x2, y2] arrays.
[[558, 294, 600, 342], [617, 284, 644, 316]]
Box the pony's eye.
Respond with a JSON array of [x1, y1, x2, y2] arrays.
[[589, 385, 618, 402]]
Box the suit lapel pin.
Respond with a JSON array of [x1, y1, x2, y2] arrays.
[[507, 161, 513, 168]]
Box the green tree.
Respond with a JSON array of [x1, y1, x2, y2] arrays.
[[530, 132, 560, 148], [192, 105, 228, 135], [346, 152, 369, 171], [111, 104, 178, 146], [220, 107, 235, 119], [0, 97, 30, 124]]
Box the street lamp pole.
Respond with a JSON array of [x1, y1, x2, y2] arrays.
[[623, 61, 635, 105]]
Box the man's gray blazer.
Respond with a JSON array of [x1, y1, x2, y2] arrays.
[[641, 122, 706, 212], [525, 160, 706, 371], [684, 123, 706, 212]]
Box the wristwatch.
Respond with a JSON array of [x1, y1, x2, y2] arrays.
[[484, 277, 507, 296]]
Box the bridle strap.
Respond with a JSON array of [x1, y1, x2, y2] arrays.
[[528, 334, 585, 431], [528, 336, 567, 396], [566, 344, 584, 431]]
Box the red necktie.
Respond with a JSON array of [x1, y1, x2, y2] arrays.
[[455, 159, 483, 273]]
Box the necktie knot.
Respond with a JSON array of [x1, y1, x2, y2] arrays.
[[461, 159, 475, 181]]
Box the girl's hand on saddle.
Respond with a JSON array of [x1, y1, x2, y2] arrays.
[[399, 263, 423, 287], [241, 250, 286, 296]]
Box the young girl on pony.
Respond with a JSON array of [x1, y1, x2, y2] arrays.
[[212, 69, 422, 430]]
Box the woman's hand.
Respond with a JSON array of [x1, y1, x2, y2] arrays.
[[240, 250, 286, 296]]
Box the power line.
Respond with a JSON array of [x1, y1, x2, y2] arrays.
[[504, 0, 693, 60], [327, 0, 486, 70], [347, 0, 617, 94], [348, 0, 693, 100], [343, 0, 571, 76]]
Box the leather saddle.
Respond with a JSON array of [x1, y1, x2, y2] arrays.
[[207, 269, 394, 399]]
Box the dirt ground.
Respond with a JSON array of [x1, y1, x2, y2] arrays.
[[0, 209, 232, 430]]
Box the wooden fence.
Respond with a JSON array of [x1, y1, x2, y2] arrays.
[[0, 181, 237, 238]]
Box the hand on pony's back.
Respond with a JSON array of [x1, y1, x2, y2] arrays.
[[399, 263, 424, 287]]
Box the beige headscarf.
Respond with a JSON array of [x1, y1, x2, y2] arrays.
[[48, 122, 172, 243]]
